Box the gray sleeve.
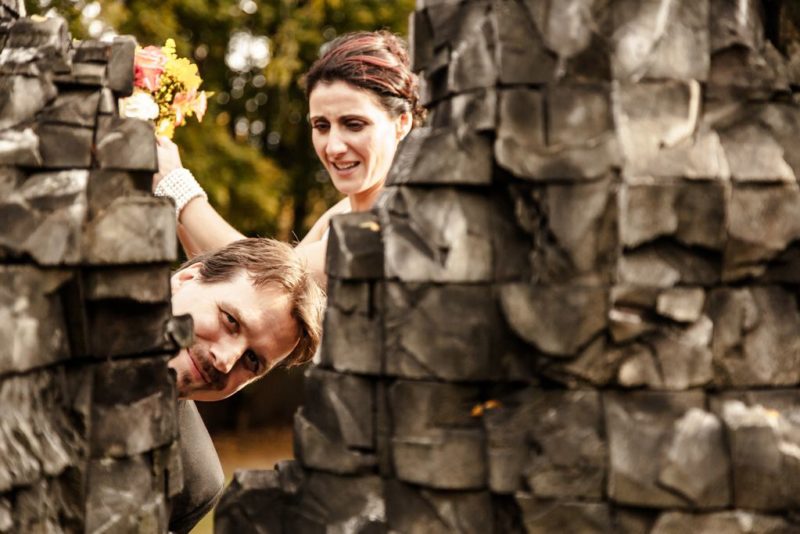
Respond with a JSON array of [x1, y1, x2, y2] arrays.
[[169, 400, 225, 534]]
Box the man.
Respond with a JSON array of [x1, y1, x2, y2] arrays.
[[165, 237, 324, 533]]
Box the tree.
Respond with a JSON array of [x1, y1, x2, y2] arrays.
[[28, 0, 414, 240]]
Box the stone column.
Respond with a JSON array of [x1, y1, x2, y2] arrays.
[[216, 1, 800, 532], [0, 10, 185, 533]]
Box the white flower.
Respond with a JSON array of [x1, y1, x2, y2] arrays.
[[119, 92, 159, 121]]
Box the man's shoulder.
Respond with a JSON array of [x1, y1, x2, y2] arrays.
[[169, 400, 225, 534]]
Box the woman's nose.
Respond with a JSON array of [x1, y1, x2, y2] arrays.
[[326, 130, 347, 157]]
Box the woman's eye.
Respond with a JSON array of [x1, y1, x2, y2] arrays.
[[312, 122, 329, 131], [346, 121, 365, 131]]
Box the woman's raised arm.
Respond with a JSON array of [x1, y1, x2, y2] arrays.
[[154, 137, 244, 258]]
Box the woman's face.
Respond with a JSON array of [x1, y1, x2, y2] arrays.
[[309, 80, 409, 200]]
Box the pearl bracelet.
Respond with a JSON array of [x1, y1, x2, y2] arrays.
[[154, 168, 208, 221]]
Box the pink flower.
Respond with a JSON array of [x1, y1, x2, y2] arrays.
[[134, 46, 167, 91], [193, 91, 208, 122], [172, 90, 193, 126]]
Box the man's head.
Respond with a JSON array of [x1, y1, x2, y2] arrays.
[[168, 238, 324, 401]]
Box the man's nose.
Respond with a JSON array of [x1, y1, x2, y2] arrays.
[[211, 336, 246, 374]]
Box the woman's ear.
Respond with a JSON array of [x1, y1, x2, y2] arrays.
[[396, 111, 413, 141], [170, 262, 202, 294]]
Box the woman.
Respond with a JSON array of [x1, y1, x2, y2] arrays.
[[154, 31, 426, 284]]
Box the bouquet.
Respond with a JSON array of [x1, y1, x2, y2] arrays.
[[119, 38, 211, 139]]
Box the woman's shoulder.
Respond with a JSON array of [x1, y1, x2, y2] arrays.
[[301, 197, 352, 245]]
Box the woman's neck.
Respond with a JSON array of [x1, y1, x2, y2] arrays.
[[348, 179, 385, 212]]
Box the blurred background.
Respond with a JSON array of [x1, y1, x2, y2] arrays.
[[23, 0, 414, 531]]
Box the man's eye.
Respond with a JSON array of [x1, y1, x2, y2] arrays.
[[223, 311, 238, 329], [244, 350, 260, 374]]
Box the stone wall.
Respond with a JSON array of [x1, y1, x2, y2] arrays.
[[0, 3, 185, 532], [216, 0, 800, 532]]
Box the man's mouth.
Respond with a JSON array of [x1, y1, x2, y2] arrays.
[[187, 349, 211, 384]]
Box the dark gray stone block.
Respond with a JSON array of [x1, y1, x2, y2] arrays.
[[509, 180, 618, 285], [492, 0, 556, 84], [38, 90, 101, 128], [287, 471, 385, 532], [95, 116, 158, 172], [0, 267, 72, 374], [484, 388, 606, 498], [385, 480, 494, 534], [707, 287, 800, 387], [619, 242, 721, 287], [657, 408, 731, 507], [620, 182, 727, 250], [214, 469, 290, 534], [5, 16, 70, 72], [303, 367, 373, 449], [446, 9, 496, 93], [319, 280, 382, 375], [326, 211, 383, 280], [523, 0, 613, 81], [83, 197, 177, 265], [710, 0, 764, 53], [0, 169, 88, 264], [380, 186, 493, 282], [0, 372, 78, 492], [53, 61, 107, 86], [85, 455, 168, 533], [87, 169, 152, 217], [83, 265, 171, 304], [605, 390, 706, 508], [293, 408, 376, 475], [73, 40, 111, 63], [651, 511, 799, 534], [0, 127, 41, 167], [410, 8, 434, 72], [500, 284, 607, 358], [616, 316, 714, 390], [0, 75, 57, 130], [724, 185, 800, 281], [384, 283, 502, 381], [385, 126, 493, 186], [719, 399, 800, 510], [35, 123, 94, 168], [86, 301, 173, 358], [108, 36, 136, 96], [428, 88, 496, 131], [496, 85, 618, 179], [389, 380, 485, 490], [612, 0, 709, 81], [516, 497, 612, 534], [90, 357, 177, 458]]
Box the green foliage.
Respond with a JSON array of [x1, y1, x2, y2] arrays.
[[26, 0, 414, 240]]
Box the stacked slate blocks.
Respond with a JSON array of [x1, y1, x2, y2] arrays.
[[0, 5, 185, 533], [217, 0, 800, 533]]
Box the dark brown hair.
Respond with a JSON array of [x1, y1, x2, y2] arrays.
[[304, 30, 426, 126], [180, 238, 324, 368]]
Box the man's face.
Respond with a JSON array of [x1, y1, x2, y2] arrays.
[[168, 264, 300, 401]]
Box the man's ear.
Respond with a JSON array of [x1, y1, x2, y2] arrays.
[[171, 262, 202, 294], [396, 111, 412, 141]]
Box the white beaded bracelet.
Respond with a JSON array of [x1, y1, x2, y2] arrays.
[[154, 168, 208, 221]]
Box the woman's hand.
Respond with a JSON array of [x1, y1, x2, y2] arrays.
[[153, 137, 184, 190]]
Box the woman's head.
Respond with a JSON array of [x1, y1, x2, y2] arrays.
[[305, 31, 425, 127], [305, 31, 425, 207]]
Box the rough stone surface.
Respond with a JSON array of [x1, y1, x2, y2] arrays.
[[214, 0, 800, 530], [0, 18, 181, 532]]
